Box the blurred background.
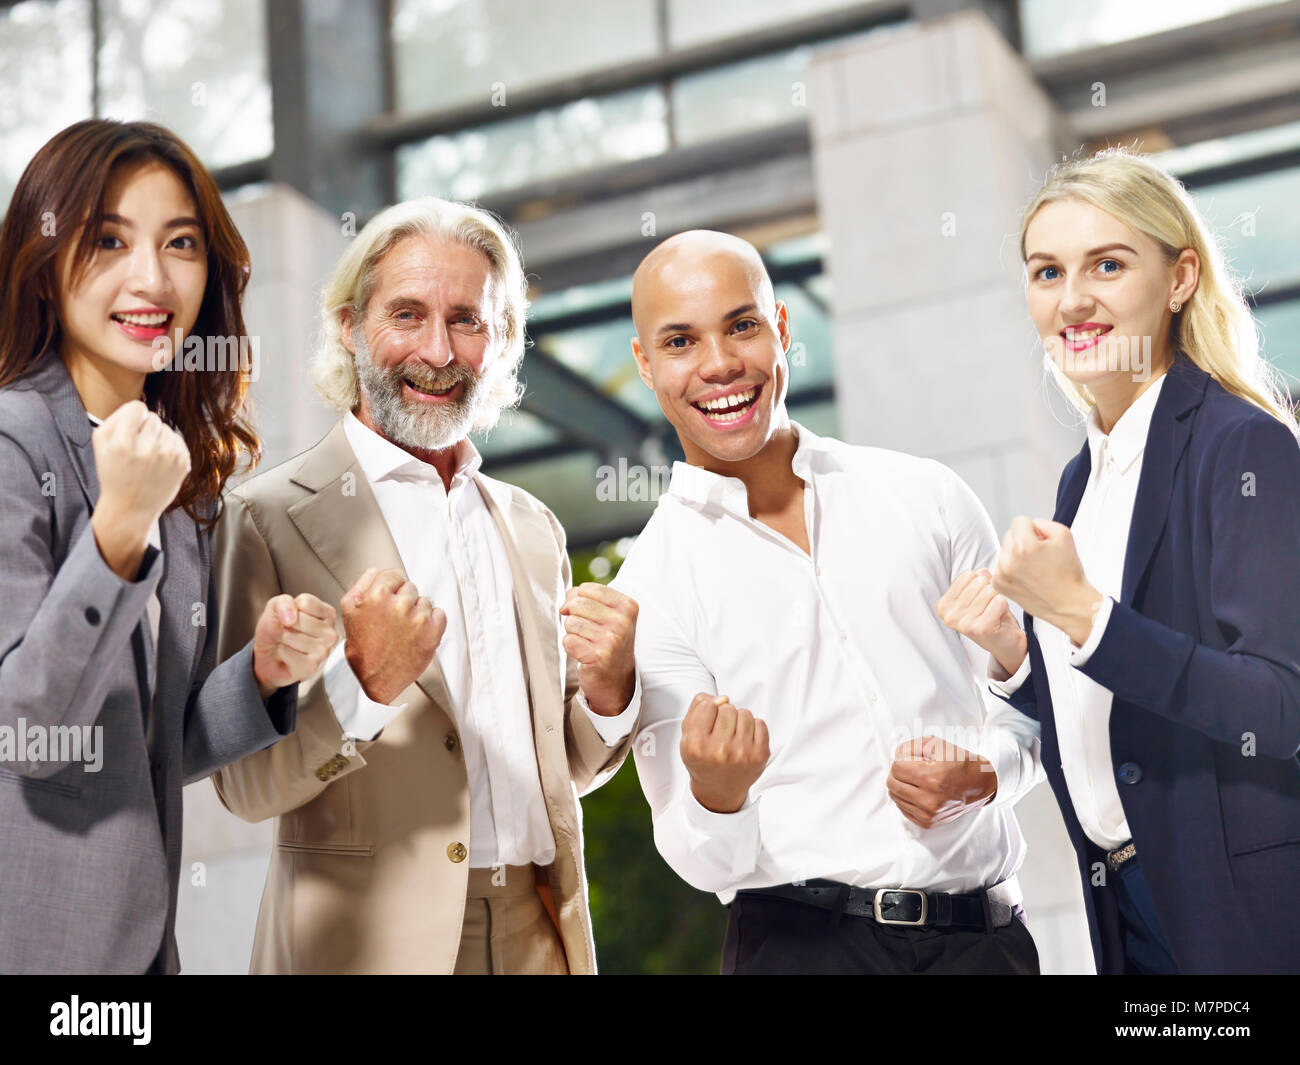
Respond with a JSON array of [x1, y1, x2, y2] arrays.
[[3, 0, 1296, 974]]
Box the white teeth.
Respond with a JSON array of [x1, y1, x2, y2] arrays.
[[1065, 327, 1108, 340], [114, 312, 169, 326], [697, 387, 756, 412]]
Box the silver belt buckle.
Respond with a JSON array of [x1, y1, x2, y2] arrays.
[[873, 888, 928, 926]]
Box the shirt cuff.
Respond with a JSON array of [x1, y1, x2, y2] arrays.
[[323, 639, 407, 742], [578, 672, 642, 748], [989, 651, 1032, 698], [1068, 595, 1115, 667]]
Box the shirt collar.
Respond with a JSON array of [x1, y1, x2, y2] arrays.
[[342, 409, 482, 488], [1086, 371, 1167, 476], [666, 420, 841, 519]]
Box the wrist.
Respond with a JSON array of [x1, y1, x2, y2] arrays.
[[1049, 582, 1104, 647], [990, 630, 1028, 679], [689, 777, 748, 814], [581, 669, 635, 717]]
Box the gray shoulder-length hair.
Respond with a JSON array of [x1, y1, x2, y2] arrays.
[[311, 196, 528, 432]]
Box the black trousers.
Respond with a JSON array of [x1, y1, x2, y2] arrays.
[[721, 892, 1041, 974]]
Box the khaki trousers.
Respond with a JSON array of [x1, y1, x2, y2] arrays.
[[453, 864, 569, 975]]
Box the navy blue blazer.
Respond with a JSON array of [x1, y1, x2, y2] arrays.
[[1001, 353, 1300, 974]]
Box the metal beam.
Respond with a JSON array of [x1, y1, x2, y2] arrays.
[[263, 0, 392, 219], [516, 345, 655, 464]]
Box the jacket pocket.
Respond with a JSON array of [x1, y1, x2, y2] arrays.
[[0, 765, 82, 797], [276, 839, 373, 857]]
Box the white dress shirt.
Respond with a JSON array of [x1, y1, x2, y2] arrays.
[[992, 373, 1167, 851], [611, 422, 1042, 901], [323, 411, 636, 868]]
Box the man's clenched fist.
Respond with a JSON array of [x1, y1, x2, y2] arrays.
[[559, 582, 637, 716], [937, 568, 1027, 678], [341, 568, 446, 705], [252, 593, 339, 700], [886, 736, 996, 829], [680, 694, 770, 814]]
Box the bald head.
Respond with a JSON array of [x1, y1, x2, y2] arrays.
[[631, 230, 776, 341]]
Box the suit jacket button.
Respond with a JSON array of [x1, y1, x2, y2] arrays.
[[447, 841, 467, 863], [315, 767, 330, 781], [1117, 761, 1142, 785], [85, 606, 101, 625], [445, 732, 458, 752]]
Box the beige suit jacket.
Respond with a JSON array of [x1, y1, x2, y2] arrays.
[[211, 420, 634, 973]]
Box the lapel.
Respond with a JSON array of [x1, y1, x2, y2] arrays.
[[28, 355, 101, 511], [285, 419, 456, 718], [473, 474, 565, 754]]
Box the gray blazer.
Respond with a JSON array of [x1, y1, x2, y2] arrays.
[[0, 355, 297, 974]]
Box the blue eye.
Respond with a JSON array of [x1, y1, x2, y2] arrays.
[[1098, 259, 1121, 274], [1034, 265, 1060, 281]]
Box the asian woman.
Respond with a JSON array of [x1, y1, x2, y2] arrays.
[[0, 119, 337, 974]]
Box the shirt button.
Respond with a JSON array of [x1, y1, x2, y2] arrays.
[[85, 606, 101, 625], [1116, 761, 1143, 785], [447, 841, 467, 863], [445, 732, 459, 752]]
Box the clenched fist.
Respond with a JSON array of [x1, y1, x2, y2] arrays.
[[992, 517, 1103, 647], [559, 583, 637, 716], [886, 736, 996, 829], [252, 593, 339, 700], [89, 400, 192, 579], [937, 568, 1027, 678], [680, 693, 770, 814], [342, 568, 446, 705]]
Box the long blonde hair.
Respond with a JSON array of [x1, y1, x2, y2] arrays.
[[1018, 148, 1297, 432]]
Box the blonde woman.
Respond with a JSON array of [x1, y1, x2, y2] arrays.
[[939, 149, 1300, 974]]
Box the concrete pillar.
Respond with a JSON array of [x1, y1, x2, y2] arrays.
[[809, 11, 1095, 973]]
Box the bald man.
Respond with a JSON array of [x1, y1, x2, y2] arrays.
[[610, 230, 1045, 974]]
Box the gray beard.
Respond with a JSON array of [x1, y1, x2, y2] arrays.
[[352, 335, 484, 452]]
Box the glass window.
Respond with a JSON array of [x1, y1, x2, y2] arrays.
[[1020, 0, 1278, 59], [1155, 121, 1300, 177], [672, 48, 813, 146], [0, 0, 93, 214], [473, 407, 562, 459], [397, 87, 668, 201], [96, 0, 273, 169], [1191, 166, 1300, 293], [392, 0, 660, 113], [1255, 299, 1300, 393]]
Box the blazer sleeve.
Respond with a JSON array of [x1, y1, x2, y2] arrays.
[[209, 490, 372, 822], [539, 505, 640, 796], [180, 539, 298, 785], [0, 428, 161, 777], [1077, 415, 1300, 759]]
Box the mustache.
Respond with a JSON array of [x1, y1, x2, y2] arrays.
[[375, 360, 478, 394]]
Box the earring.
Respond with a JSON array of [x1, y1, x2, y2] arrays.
[[1170, 300, 1182, 313]]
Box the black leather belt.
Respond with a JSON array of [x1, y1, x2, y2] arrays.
[[736, 878, 1015, 931]]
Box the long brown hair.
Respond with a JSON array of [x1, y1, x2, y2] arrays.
[[0, 118, 261, 527]]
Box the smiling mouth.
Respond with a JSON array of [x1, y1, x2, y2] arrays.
[[1061, 325, 1112, 345], [403, 377, 460, 398], [111, 311, 173, 335], [692, 385, 760, 423]]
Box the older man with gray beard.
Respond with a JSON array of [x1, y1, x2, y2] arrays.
[[210, 197, 641, 974]]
